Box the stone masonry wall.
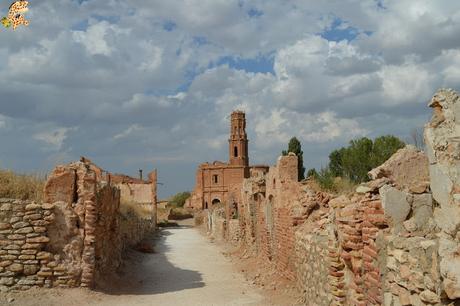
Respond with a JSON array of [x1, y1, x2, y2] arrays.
[[0, 199, 73, 290], [198, 89, 460, 306], [0, 158, 156, 291], [294, 231, 330, 306]]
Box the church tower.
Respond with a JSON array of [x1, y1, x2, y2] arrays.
[[229, 111, 249, 166]]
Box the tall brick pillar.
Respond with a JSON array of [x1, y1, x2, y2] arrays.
[[229, 111, 249, 166]]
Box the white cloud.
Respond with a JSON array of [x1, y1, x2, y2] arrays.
[[139, 41, 164, 72], [380, 63, 432, 105], [113, 124, 143, 140], [72, 21, 129, 56], [1, 0, 460, 197], [254, 109, 367, 148], [33, 127, 73, 150]]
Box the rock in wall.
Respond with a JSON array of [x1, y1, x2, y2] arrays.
[[425, 88, 460, 300]]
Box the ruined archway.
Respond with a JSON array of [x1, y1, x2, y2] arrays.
[[212, 198, 221, 206]]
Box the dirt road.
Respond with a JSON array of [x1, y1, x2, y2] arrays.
[[3, 224, 278, 306]]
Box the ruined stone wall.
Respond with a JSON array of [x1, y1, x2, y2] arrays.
[[425, 88, 460, 300], [117, 184, 152, 205], [293, 143, 458, 305], [294, 231, 330, 306], [227, 219, 240, 244], [236, 153, 307, 279], [0, 199, 76, 290], [0, 159, 156, 291], [225, 120, 459, 305], [197, 89, 460, 305]]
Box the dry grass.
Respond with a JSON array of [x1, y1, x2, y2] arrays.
[[332, 177, 358, 195], [168, 207, 193, 220], [305, 176, 357, 196], [0, 169, 45, 201], [119, 200, 154, 219]]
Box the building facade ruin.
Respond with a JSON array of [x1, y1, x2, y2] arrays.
[[189, 111, 268, 210]]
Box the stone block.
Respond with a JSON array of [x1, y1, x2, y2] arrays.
[[368, 145, 429, 193], [380, 185, 411, 225], [14, 227, 34, 234], [26, 236, 50, 243], [43, 166, 76, 204], [23, 265, 39, 276], [25, 204, 41, 211], [411, 193, 433, 230], [7, 263, 23, 273], [440, 255, 460, 299], [419, 290, 440, 304]]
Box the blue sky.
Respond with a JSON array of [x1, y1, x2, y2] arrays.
[[0, 0, 459, 198]]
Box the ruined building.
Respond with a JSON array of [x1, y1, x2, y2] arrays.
[[189, 111, 269, 210], [200, 89, 460, 305]]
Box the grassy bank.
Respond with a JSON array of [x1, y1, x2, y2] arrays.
[[0, 169, 44, 201]]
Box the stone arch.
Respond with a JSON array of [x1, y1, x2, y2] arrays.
[[211, 198, 221, 206]]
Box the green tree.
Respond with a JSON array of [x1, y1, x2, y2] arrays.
[[334, 135, 405, 183], [168, 191, 191, 208], [371, 135, 405, 167], [315, 167, 335, 191], [306, 168, 318, 178], [328, 148, 346, 177], [282, 137, 305, 181], [341, 137, 374, 182]]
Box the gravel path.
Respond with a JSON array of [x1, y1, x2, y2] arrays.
[[4, 225, 271, 306]]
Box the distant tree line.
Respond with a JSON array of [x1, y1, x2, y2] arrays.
[[307, 135, 405, 190], [167, 191, 191, 208]]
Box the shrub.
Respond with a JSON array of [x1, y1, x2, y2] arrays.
[[119, 200, 154, 220], [168, 207, 193, 220], [167, 191, 191, 208], [308, 135, 404, 192]]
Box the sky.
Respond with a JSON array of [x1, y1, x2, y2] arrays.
[[0, 0, 460, 199]]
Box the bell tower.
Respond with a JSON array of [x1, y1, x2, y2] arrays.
[[229, 111, 249, 166]]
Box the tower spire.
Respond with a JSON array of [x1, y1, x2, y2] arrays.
[[229, 111, 249, 166]]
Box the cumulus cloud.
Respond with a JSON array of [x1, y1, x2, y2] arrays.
[[0, 0, 459, 197], [113, 124, 143, 140], [33, 127, 74, 151]]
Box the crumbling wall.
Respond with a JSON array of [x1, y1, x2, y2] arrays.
[[425, 88, 460, 300], [294, 231, 330, 306], [0, 159, 156, 291], [236, 153, 311, 279], [196, 89, 460, 305], [0, 199, 77, 290]]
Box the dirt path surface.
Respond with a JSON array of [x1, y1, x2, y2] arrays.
[[2, 224, 282, 306]]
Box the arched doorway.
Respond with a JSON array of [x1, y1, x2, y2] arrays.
[[212, 198, 221, 206]]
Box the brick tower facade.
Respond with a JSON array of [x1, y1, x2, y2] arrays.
[[189, 110, 267, 210], [229, 111, 249, 166]]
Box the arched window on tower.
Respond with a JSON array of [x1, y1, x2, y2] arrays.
[[234, 146, 238, 157]]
